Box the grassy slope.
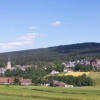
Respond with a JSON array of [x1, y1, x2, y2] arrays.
[[0, 85, 100, 100], [88, 72, 100, 87], [0, 95, 50, 100], [0, 72, 99, 100], [59, 72, 89, 77]]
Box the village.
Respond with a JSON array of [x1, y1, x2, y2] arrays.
[[0, 57, 99, 86], [0, 58, 32, 85], [50, 58, 100, 74]]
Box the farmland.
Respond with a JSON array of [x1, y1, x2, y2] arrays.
[[58, 72, 90, 77], [0, 85, 100, 100], [0, 72, 99, 100]]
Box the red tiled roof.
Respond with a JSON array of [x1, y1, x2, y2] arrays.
[[53, 80, 66, 86], [0, 77, 14, 83], [20, 79, 32, 83], [20, 79, 32, 85], [0, 77, 32, 85]]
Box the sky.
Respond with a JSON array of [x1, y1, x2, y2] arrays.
[[0, 0, 100, 52]]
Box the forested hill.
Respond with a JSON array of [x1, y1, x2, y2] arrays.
[[1, 42, 100, 66]]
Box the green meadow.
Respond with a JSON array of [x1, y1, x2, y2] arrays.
[[0, 85, 100, 100], [0, 72, 99, 100]]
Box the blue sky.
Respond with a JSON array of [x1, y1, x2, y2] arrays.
[[0, 0, 100, 52]]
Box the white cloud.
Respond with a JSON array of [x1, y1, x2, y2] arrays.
[[0, 42, 24, 49], [0, 33, 38, 49], [18, 33, 38, 41], [28, 26, 37, 30], [52, 21, 61, 26]]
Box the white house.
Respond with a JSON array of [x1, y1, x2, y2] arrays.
[[50, 70, 59, 75]]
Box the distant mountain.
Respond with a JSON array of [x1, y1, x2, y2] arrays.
[[0, 42, 100, 65]]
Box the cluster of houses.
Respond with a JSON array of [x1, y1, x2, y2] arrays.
[[0, 58, 32, 85], [91, 59, 100, 68], [0, 77, 32, 85], [50, 58, 100, 74], [49, 58, 100, 87], [0, 58, 31, 74], [1, 57, 100, 75], [0, 57, 100, 86]]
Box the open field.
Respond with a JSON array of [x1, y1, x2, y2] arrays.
[[0, 85, 100, 100], [88, 72, 100, 87], [45, 72, 90, 78], [0, 72, 99, 100], [59, 72, 90, 77]]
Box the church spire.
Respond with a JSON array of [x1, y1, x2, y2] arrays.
[[7, 57, 11, 70]]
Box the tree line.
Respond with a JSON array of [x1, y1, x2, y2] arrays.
[[45, 74, 94, 86]]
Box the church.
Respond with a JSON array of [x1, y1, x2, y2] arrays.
[[6, 57, 12, 70], [0, 57, 12, 74]]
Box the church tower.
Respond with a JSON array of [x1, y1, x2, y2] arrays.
[[7, 57, 11, 70]]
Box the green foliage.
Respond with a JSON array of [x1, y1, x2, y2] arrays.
[[46, 74, 94, 86], [73, 64, 94, 72], [45, 62, 64, 73], [5, 69, 12, 77], [14, 78, 20, 85], [5, 68, 23, 77], [5, 66, 47, 84]]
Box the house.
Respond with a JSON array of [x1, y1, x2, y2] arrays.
[[65, 84, 74, 88], [63, 67, 73, 72], [0, 68, 6, 74], [91, 61, 96, 66], [63, 61, 75, 68], [91, 59, 100, 69], [62, 61, 75, 72], [43, 83, 50, 87], [0, 77, 32, 85], [19, 79, 32, 85], [53, 80, 66, 87], [50, 70, 59, 75], [85, 60, 90, 65], [96, 59, 100, 68], [0, 77, 14, 84]]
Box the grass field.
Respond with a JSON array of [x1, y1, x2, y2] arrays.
[[0, 85, 100, 100], [88, 72, 100, 87], [59, 72, 90, 77], [0, 72, 100, 100]]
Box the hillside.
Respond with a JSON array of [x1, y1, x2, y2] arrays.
[[88, 72, 100, 87], [0, 42, 100, 65]]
